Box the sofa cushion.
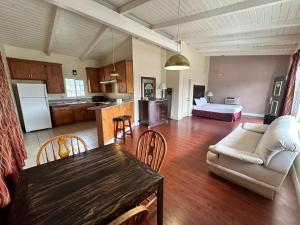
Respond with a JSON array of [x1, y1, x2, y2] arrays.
[[242, 123, 269, 134], [213, 124, 263, 153], [210, 145, 263, 164], [255, 115, 300, 166]]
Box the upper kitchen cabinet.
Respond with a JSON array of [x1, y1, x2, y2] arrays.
[[116, 60, 133, 94], [46, 63, 65, 94], [7, 58, 47, 80], [98, 60, 133, 94], [29, 61, 47, 80], [99, 66, 112, 93], [86, 67, 100, 93]]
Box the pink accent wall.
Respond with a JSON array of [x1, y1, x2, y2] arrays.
[[208, 55, 290, 115]]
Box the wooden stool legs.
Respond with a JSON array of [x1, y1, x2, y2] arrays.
[[113, 116, 133, 144]]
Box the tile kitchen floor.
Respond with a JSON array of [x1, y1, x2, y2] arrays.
[[22, 121, 98, 169]]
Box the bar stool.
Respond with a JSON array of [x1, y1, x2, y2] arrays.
[[113, 115, 133, 144]]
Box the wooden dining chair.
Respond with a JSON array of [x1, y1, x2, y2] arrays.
[[136, 130, 167, 172], [108, 206, 148, 225], [36, 134, 88, 165], [136, 130, 167, 207]]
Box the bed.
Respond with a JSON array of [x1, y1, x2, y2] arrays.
[[192, 98, 242, 122]]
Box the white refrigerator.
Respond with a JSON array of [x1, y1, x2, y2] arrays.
[[17, 83, 52, 132]]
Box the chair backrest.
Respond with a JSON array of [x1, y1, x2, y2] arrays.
[[136, 130, 167, 172], [36, 134, 88, 165], [108, 206, 148, 225]]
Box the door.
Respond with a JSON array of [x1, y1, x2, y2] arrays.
[[268, 76, 287, 116], [182, 78, 192, 117], [20, 98, 52, 132]]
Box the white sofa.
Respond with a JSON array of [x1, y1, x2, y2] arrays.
[[207, 115, 300, 199]]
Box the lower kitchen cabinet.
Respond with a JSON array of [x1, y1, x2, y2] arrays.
[[51, 103, 96, 126], [51, 106, 74, 126]]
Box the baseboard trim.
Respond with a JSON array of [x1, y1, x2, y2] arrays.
[[242, 112, 264, 118], [291, 165, 300, 208]]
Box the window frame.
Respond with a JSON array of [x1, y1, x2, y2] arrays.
[[65, 78, 86, 98]]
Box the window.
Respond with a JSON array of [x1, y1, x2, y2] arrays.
[[65, 78, 85, 97]]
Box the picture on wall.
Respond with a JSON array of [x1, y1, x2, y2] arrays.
[[141, 76, 156, 99]]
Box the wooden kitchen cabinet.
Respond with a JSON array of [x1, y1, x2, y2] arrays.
[[29, 61, 47, 80], [51, 103, 96, 126], [7, 58, 31, 79], [46, 63, 65, 94], [7, 58, 64, 94], [116, 60, 133, 93], [97, 60, 133, 94], [51, 106, 74, 126], [98, 67, 112, 93], [7, 58, 47, 80], [86, 67, 100, 93]]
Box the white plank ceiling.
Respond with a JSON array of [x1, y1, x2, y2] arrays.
[[0, 0, 299, 58]]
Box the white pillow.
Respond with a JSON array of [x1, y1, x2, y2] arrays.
[[195, 98, 207, 106], [200, 97, 207, 104]]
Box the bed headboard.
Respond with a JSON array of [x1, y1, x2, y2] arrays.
[[193, 85, 205, 105]]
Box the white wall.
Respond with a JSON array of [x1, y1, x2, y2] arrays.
[[166, 42, 210, 120], [132, 37, 166, 123], [4, 45, 101, 100]]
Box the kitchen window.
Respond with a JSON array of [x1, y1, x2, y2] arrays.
[[65, 78, 85, 97]]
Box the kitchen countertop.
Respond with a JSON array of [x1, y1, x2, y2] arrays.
[[49, 101, 112, 107], [88, 100, 134, 111]]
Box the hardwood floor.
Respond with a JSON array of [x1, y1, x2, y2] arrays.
[[120, 116, 300, 225]]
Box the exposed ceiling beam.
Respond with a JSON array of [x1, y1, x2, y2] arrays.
[[119, 0, 150, 15], [80, 26, 108, 60], [188, 33, 300, 44], [152, 0, 287, 30], [198, 44, 296, 53], [192, 35, 300, 48], [44, 0, 177, 51], [181, 18, 300, 40], [202, 50, 294, 56], [46, 7, 61, 55]]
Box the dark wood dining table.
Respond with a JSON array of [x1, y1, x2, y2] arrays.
[[6, 144, 164, 225]]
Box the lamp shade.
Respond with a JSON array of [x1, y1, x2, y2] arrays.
[[207, 91, 214, 97], [110, 67, 119, 77], [165, 54, 190, 70], [158, 82, 167, 90]]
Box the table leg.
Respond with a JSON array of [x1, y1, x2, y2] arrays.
[[157, 178, 164, 225]]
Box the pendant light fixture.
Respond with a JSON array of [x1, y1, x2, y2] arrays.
[[110, 28, 119, 77], [165, 0, 190, 71]]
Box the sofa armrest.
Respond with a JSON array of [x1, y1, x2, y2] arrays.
[[209, 145, 264, 165], [242, 123, 269, 134]]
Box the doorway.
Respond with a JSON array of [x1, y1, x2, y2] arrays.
[[182, 78, 192, 117]]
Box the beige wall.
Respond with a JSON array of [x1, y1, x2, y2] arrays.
[[132, 37, 166, 123], [4, 45, 101, 100], [208, 55, 290, 115]]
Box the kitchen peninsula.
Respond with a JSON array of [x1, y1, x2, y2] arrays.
[[89, 101, 134, 146]]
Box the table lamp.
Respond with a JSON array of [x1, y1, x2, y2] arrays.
[[159, 82, 167, 99], [207, 91, 214, 103]]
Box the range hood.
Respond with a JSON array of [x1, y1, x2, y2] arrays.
[[99, 79, 117, 84]]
